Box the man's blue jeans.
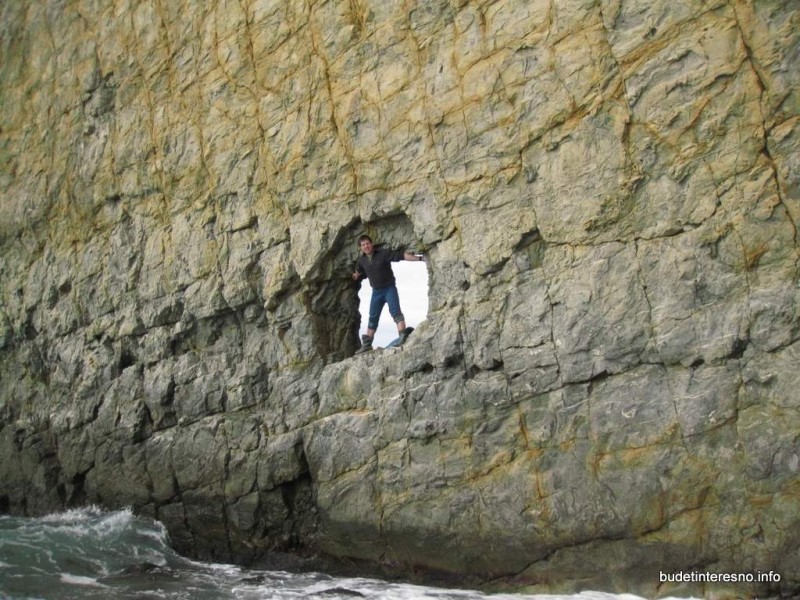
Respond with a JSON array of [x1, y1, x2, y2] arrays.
[[368, 284, 404, 330]]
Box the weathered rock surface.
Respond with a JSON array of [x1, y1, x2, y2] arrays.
[[1, 0, 798, 597]]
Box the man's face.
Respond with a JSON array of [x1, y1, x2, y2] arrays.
[[360, 239, 374, 255]]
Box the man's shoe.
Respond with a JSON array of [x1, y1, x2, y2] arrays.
[[398, 327, 414, 346], [355, 334, 373, 354]]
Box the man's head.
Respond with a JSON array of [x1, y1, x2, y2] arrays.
[[358, 235, 374, 255]]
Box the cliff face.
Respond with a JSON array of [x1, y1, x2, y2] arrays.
[[1, 0, 798, 596]]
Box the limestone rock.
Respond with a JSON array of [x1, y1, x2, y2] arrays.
[[1, 0, 798, 597]]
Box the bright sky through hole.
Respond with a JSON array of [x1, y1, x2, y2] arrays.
[[358, 261, 429, 347]]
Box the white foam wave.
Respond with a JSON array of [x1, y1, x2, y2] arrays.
[[3, 510, 700, 600], [59, 573, 109, 588], [228, 573, 698, 600]]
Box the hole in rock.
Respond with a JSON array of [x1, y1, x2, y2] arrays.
[[305, 212, 430, 361], [118, 346, 137, 371]]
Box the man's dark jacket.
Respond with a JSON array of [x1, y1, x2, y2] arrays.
[[356, 247, 405, 289]]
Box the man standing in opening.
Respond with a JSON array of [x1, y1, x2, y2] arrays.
[[352, 234, 424, 353]]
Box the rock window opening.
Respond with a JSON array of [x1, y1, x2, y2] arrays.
[[305, 213, 429, 362]]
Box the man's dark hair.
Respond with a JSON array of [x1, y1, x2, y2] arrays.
[[358, 234, 373, 244]]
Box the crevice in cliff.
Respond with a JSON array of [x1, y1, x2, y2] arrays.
[[728, 0, 799, 269], [758, 144, 799, 275], [235, 0, 261, 97], [540, 266, 563, 387], [728, 1, 769, 96], [404, 9, 454, 207], [122, 8, 168, 217], [632, 238, 656, 362], [307, 7, 359, 196], [66, 470, 89, 508]]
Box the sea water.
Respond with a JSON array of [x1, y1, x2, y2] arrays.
[[0, 507, 691, 600]]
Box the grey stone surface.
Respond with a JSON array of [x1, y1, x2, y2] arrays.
[[1, 0, 798, 597]]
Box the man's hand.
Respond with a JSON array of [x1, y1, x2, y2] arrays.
[[352, 272, 361, 281]]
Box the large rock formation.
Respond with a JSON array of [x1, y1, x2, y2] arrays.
[[1, 0, 798, 597]]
